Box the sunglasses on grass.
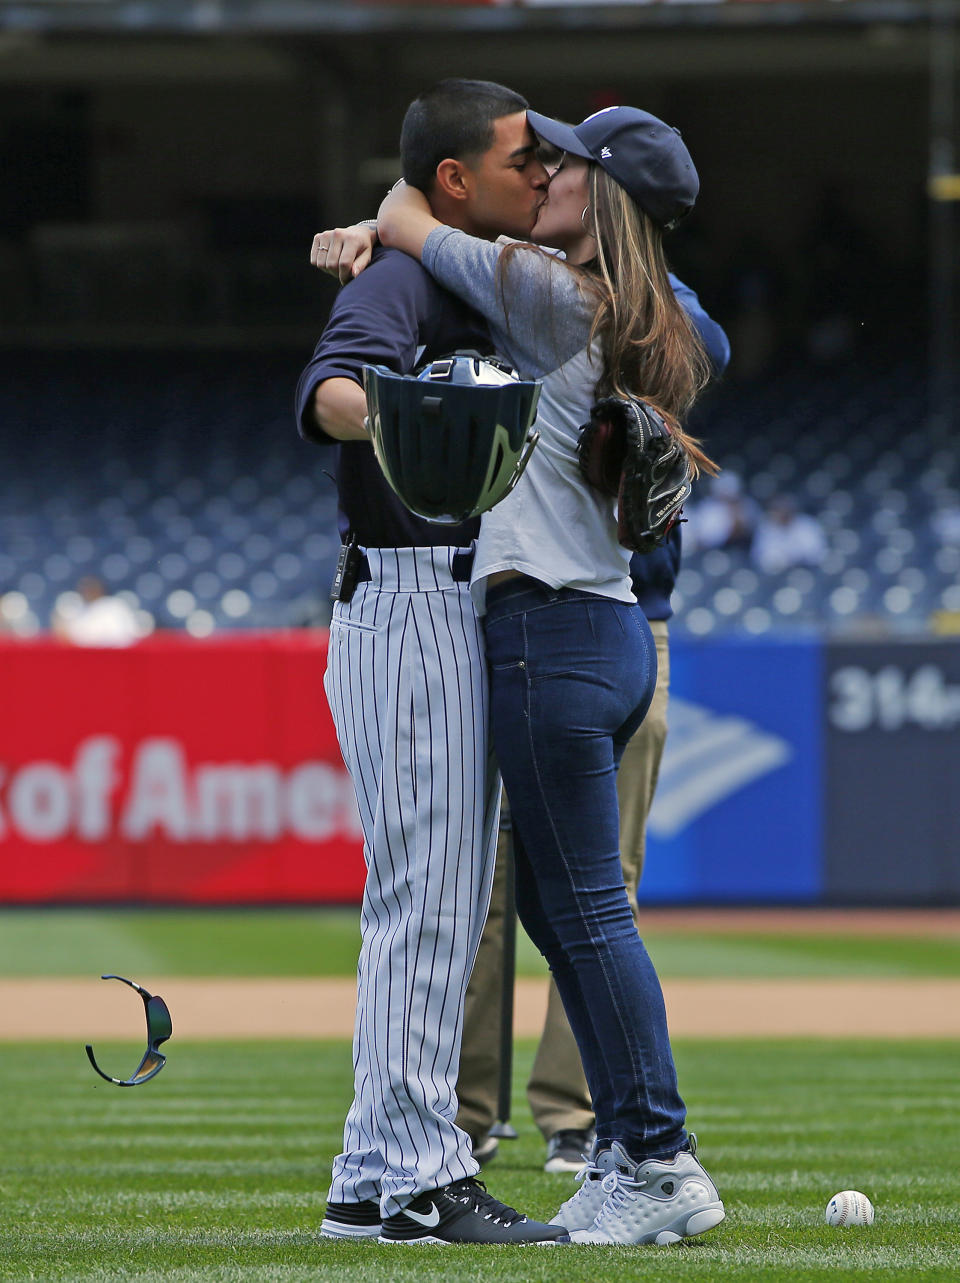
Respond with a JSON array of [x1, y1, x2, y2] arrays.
[[85, 974, 172, 1086]]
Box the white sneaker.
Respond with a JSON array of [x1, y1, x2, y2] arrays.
[[569, 1136, 724, 1246], [551, 1148, 617, 1232]]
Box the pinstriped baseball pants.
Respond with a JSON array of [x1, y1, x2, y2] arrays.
[[323, 546, 500, 1216]]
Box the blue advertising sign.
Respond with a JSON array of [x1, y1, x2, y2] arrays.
[[823, 639, 960, 903], [641, 637, 823, 903]]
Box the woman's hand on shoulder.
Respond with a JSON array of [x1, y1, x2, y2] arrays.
[[310, 224, 377, 284]]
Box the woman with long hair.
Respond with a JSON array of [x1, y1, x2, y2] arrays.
[[369, 106, 724, 1247]]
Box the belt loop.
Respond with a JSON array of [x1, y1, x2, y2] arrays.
[[452, 548, 474, 582]]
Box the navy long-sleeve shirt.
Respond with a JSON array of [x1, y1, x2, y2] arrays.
[[630, 274, 730, 622], [295, 247, 488, 548]]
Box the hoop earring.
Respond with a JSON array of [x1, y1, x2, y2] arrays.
[[581, 205, 595, 236]]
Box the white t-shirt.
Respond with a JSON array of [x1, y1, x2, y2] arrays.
[[422, 227, 634, 614], [64, 597, 140, 647]]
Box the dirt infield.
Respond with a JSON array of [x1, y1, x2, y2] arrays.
[[3, 910, 958, 1041], [4, 975, 960, 1040]]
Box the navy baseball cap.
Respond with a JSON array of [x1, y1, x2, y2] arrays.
[[526, 105, 699, 229]]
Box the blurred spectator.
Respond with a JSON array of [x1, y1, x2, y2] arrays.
[[685, 471, 759, 553], [750, 495, 828, 575], [932, 500, 960, 546], [0, 592, 31, 634], [52, 576, 141, 647]]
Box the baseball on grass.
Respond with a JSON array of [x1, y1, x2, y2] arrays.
[[825, 1190, 874, 1227]]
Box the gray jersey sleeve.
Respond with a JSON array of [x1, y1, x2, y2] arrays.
[[421, 226, 593, 379]]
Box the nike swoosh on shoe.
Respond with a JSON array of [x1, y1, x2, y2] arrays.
[[404, 1202, 441, 1228]]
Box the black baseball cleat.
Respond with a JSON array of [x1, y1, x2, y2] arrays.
[[378, 1176, 570, 1245], [320, 1197, 382, 1239]]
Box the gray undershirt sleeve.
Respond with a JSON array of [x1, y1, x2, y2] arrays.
[[422, 226, 592, 379]]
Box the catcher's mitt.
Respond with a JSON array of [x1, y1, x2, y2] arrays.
[[578, 395, 692, 553]]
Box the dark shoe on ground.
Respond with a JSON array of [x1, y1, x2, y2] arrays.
[[544, 1128, 597, 1174], [378, 1176, 570, 1244], [320, 1196, 382, 1239], [472, 1131, 499, 1168]]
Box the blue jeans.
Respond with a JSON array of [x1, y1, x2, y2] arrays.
[[483, 578, 687, 1160]]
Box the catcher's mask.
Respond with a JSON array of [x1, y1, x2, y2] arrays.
[[363, 353, 541, 524]]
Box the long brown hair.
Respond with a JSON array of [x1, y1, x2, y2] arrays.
[[581, 166, 718, 477]]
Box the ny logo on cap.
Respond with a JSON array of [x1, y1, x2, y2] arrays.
[[600, 146, 612, 158]]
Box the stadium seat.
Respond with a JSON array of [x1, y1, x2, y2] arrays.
[[0, 346, 949, 636]]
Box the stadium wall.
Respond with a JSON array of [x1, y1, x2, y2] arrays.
[[0, 632, 956, 906]]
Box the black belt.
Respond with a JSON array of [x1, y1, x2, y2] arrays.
[[355, 549, 474, 584], [485, 573, 547, 607]]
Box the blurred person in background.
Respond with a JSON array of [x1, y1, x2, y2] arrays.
[[51, 576, 141, 647], [683, 470, 758, 554], [750, 494, 827, 575], [931, 497, 960, 546]]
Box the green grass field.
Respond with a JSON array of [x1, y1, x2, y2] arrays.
[[2, 1039, 959, 1281], [4, 908, 960, 979], [2, 910, 959, 1280]]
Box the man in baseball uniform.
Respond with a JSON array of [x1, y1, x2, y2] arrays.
[[295, 79, 567, 1246]]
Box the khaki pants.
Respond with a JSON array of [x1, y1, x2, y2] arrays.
[[456, 620, 670, 1143]]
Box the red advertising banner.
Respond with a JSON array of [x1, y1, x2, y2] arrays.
[[0, 633, 366, 904]]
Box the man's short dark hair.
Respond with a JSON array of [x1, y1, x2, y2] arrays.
[[400, 79, 529, 193]]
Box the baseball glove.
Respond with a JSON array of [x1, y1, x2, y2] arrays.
[[578, 395, 692, 553]]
